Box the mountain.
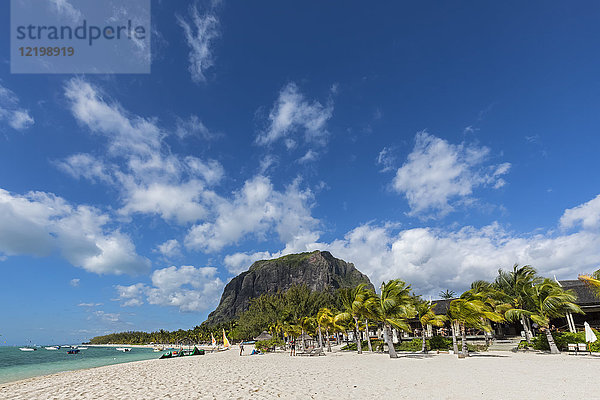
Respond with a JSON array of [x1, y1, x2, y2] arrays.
[[204, 250, 374, 325]]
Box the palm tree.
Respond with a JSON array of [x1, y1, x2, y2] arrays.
[[493, 264, 539, 343], [338, 284, 375, 354], [578, 270, 600, 297], [506, 278, 583, 354], [449, 291, 503, 357], [439, 289, 456, 299], [371, 280, 416, 358], [414, 299, 447, 353], [317, 308, 334, 350]]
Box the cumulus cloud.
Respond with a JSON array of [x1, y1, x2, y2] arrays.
[[177, 5, 219, 83], [62, 78, 225, 225], [560, 194, 600, 231], [392, 131, 510, 218], [185, 176, 319, 252], [225, 194, 600, 298], [55, 153, 113, 184], [0, 188, 149, 275], [115, 265, 224, 312], [154, 239, 182, 259], [0, 84, 34, 131], [256, 82, 333, 148]]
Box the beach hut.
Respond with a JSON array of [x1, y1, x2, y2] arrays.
[[254, 331, 273, 341]]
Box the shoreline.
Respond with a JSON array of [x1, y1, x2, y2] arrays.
[[2, 348, 599, 399]]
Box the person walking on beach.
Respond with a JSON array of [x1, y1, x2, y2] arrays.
[[290, 339, 296, 356], [239, 342, 244, 356]]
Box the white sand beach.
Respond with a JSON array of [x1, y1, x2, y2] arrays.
[[1, 347, 598, 399]]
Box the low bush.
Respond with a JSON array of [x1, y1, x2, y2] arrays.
[[254, 338, 285, 352], [531, 329, 600, 352]]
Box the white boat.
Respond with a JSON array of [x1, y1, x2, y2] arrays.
[[45, 346, 59, 350], [19, 347, 36, 351], [77, 347, 88, 350], [116, 347, 132, 352]]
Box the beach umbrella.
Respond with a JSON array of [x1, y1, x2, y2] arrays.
[[584, 322, 597, 344]]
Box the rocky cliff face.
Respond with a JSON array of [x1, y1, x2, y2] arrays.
[[204, 250, 374, 325]]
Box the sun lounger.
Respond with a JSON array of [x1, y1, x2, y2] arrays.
[[567, 343, 577, 355], [297, 346, 325, 356], [577, 343, 590, 355]]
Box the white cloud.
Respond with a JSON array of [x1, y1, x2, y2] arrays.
[[0, 84, 34, 131], [63, 78, 225, 225], [175, 115, 218, 140], [223, 250, 273, 274], [93, 310, 123, 324], [115, 266, 224, 312], [114, 283, 146, 307], [185, 176, 319, 252], [78, 302, 103, 307], [226, 194, 600, 298], [70, 278, 80, 287], [119, 180, 209, 224], [256, 82, 333, 147], [0, 188, 149, 275], [392, 131, 510, 218], [48, 0, 82, 23], [154, 239, 182, 259], [560, 194, 600, 231], [177, 5, 219, 83], [64, 78, 163, 158], [55, 153, 113, 184], [298, 150, 318, 164], [376, 147, 395, 172]]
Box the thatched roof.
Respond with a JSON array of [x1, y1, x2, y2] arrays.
[[254, 331, 273, 341], [298, 333, 313, 340]]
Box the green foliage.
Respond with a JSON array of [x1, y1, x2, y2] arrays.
[[428, 335, 453, 350], [395, 338, 423, 351], [342, 340, 383, 351], [531, 330, 600, 352], [254, 338, 285, 352]]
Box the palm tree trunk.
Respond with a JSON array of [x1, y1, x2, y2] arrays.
[[365, 319, 373, 352], [301, 329, 307, 350], [544, 328, 560, 354], [326, 329, 331, 352], [318, 324, 323, 348], [461, 323, 469, 356], [354, 318, 362, 354], [383, 324, 398, 358], [451, 321, 459, 355], [521, 315, 532, 344], [421, 327, 427, 353]]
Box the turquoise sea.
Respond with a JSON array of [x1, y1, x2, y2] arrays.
[[0, 346, 159, 384]]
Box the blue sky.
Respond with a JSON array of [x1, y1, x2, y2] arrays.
[[1, 1, 600, 345]]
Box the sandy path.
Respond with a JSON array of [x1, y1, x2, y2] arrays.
[[1, 347, 598, 399]]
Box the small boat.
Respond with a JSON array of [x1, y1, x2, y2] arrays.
[[116, 348, 132, 352], [19, 347, 36, 351], [77, 347, 88, 350], [67, 349, 80, 354], [45, 346, 59, 350]]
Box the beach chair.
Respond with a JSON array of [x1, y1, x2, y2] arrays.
[[567, 343, 577, 355], [577, 343, 590, 355], [297, 346, 315, 356]]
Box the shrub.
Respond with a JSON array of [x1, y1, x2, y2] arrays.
[[532, 329, 600, 352], [428, 335, 453, 350], [254, 338, 284, 352]]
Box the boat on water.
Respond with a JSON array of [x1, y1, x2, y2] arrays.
[[116, 348, 132, 352], [45, 346, 59, 350], [77, 347, 88, 350], [67, 349, 80, 354], [19, 347, 36, 351]]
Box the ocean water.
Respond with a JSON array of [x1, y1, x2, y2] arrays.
[[0, 346, 160, 384]]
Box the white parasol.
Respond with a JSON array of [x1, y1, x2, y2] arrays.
[[584, 321, 597, 344]]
